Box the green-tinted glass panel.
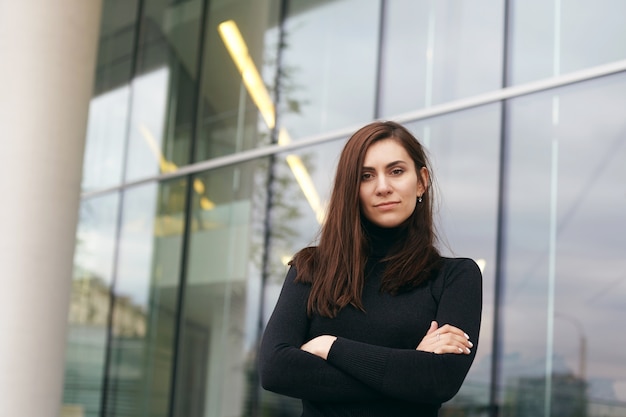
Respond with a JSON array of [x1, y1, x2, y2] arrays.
[[63, 193, 120, 417], [500, 73, 626, 415], [124, 0, 203, 181], [268, 139, 345, 271], [194, 0, 281, 161], [277, 0, 379, 139], [173, 158, 268, 417], [82, 0, 139, 192], [105, 179, 187, 416]]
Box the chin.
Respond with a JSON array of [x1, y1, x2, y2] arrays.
[[372, 218, 405, 228]]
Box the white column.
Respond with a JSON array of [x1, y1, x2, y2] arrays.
[[0, 1, 102, 416]]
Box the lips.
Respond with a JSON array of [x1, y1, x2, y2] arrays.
[[375, 201, 399, 208]]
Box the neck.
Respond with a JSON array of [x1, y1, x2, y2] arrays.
[[361, 217, 408, 258]]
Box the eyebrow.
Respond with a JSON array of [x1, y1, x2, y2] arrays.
[[361, 160, 407, 170]]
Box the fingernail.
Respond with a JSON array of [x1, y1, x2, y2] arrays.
[[458, 348, 463, 353], [464, 333, 470, 339], [468, 341, 474, 348], [466, 348, 471, 354]]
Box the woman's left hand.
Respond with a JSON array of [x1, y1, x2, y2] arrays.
[[416, 321, 473, 355], [301, 335, 338, 360]]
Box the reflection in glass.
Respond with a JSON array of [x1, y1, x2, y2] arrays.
[[194, 0, 281, 161], [82, 86, 131, 192], [124, 0, 203, 181], [509, 0, 626, 85], [172, 159, 268, 417], [380, 0, 504, 116], [270, 139, 345, 277], [501, 73, 626, 415], [63, 193, 119, 417], [105, 179, 187, 416], [82, 0, 139, 192], [278, 0, 379, 138], [94, 0, 140, 96], [408, 105, 500, 413]]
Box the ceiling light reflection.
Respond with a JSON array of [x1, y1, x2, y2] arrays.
[[219, 20, 325, 223], [279, 129, 326, 224], [139, 124, 215, 211], [218, 20, 276, 129]]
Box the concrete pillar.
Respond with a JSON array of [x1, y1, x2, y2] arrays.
[[0, 1, 103, 416]]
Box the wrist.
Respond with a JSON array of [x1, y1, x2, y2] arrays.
[[317, 335, 337, 360]]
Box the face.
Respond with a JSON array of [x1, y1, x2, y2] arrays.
[[359, 138, 428, 228]]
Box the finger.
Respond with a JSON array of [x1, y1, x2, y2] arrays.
[[434, 339, 472, 355], [425, 321, 439, 335], [434, 334, 473, 354], [439, 332, 473, 350], [438, 324, 470, 339], [435, 345, 470, 355]]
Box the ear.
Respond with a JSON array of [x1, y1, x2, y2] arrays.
[[416, 167, 429, 196]]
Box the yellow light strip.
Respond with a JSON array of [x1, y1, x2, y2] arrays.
[[218, 20, 276, 129], [219, 20, 325, 223], [200, 196, 215, 210], [279, 129, 326, 224], [138, 124, 178, 173], [139, 124, 215, 211]]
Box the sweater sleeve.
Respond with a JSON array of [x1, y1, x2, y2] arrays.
[[259, 266, 384, 401], [325, 258, 483, 404]]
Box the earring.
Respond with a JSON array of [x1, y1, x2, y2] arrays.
[[417, 195, 423, 203]]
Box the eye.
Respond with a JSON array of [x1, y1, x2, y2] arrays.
[[361, 172, 373, 181], [390, 168, 404, 176]]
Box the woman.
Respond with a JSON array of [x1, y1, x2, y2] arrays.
[[259, 121, 482, 416]]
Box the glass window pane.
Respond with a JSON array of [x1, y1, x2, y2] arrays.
[[269, 139, 344, 269], [173, 159, 269, 417], [193, 0, 282, 161], [380, 0, 504, 116], [105, 179, 187, 416], [278, 0, 379, 138], [95, 0, 140, 95], [82, 86, 131, 192], [82, 0, 139, 192], [124, 0, 203, 181], [408, 105, 501, 412], [501, 73, 626, 415], [63, 193, 120, 417], [509, 0, 626, 85]]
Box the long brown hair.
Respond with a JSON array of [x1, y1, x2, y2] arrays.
[[292, 121, 441, 317]]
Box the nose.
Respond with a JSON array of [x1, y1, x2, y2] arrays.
[[375, 176, 392, 195]]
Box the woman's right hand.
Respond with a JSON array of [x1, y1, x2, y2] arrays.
[[416, 321, 473, 355]]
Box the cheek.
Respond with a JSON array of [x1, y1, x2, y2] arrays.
[[405, 193, 417, 211], [408, 199, 417, 214], [405, 183, 419, 211], [358, 184, 368, 206]]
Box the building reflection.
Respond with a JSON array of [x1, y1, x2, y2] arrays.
[[504, 373, 587, 417]]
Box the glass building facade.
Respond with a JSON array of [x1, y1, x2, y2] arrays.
[[62, 0, 626, 416]]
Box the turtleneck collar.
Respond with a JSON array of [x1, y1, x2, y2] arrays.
[[361, 216, 409, 258]]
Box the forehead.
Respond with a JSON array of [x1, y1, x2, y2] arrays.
[[363, 139, 411, 165]]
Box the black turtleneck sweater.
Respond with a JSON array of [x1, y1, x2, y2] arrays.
[[259, 223, 482, 417]]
